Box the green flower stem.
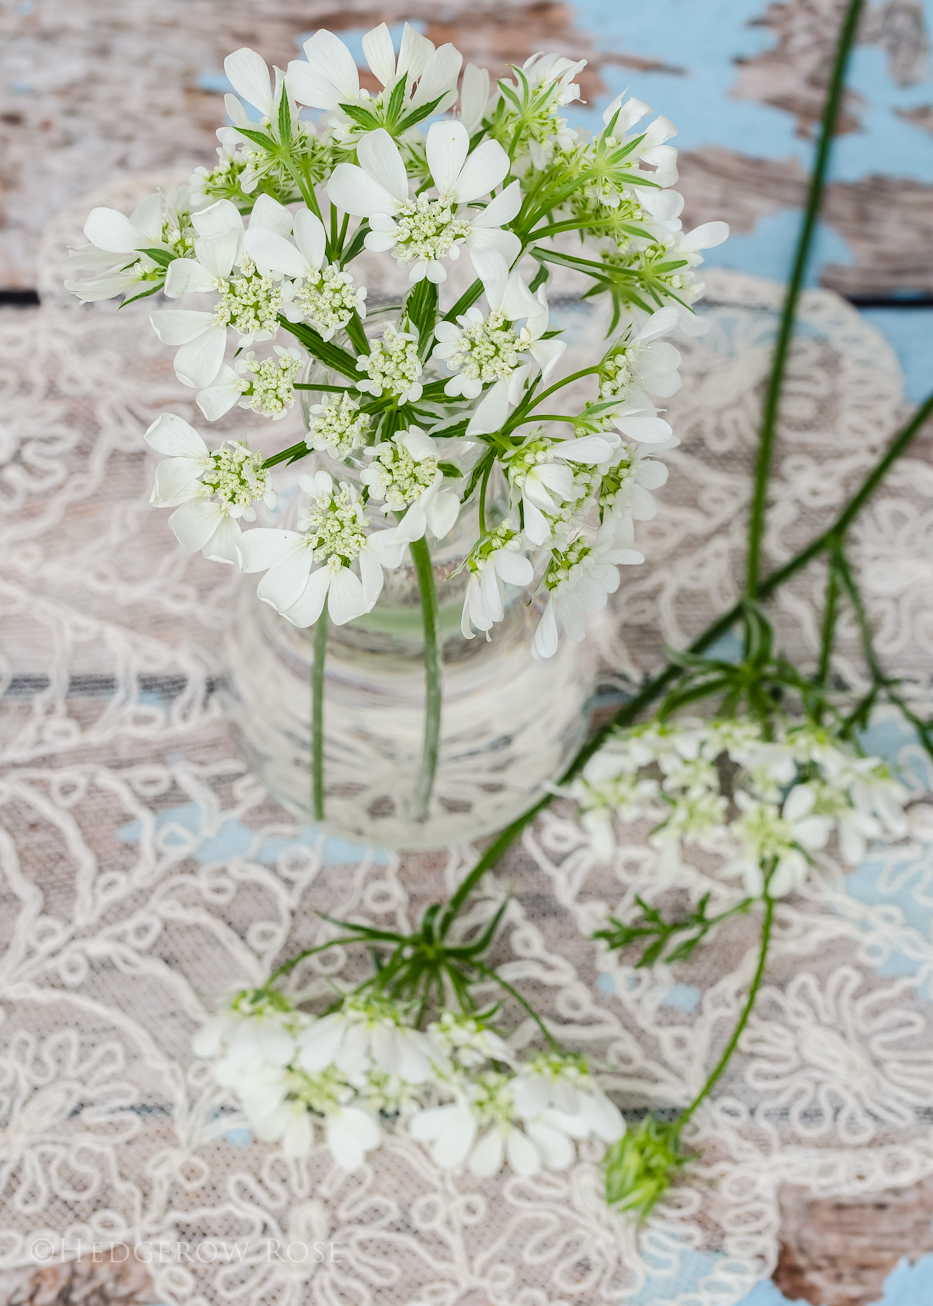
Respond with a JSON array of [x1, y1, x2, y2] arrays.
[[677, 895, 774, 1128], [268, 936, 366, 983], [440, 390, 933, 930], [312, 603, 328, 822], [745, 0, 866, 598], [410, 536, 442, 822], [816, 555, 840, 689], [473, 961, 562, 1052], [293, 383, 352, 392]]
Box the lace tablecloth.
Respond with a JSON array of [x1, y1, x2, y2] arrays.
[[3, 186, 933, 1306]]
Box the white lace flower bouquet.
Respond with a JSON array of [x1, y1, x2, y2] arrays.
[[65, 23, 728, 823]]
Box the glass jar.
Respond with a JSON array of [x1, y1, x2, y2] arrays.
[[221, 308, 597, 850]]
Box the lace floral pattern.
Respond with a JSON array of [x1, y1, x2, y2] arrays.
[[2, 182, 933, 1303]]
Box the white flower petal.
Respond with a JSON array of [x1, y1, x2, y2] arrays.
[[681, 220, 729, 252], [358, 129, 410, 205], [129, 192, 164, 244], [164, 257, 218, 298], [326, 1107, 380, 1171], [173, 327, 228, 390], [282, 566, 332, 628], [469, 179, 522, 228], [357, 546, 385, 610], [326, 565, 367, 625], [531, 600, 559, 660], [249, 193, 294, 236], [525, 1119, 575, 1170], [411, 42, 462, 109], [144, 412, 209, 458], [293, 208, 327, 270], [244, 227, 308, 279], [361, 23, 397, 87], [191, 198, 244, 240], [84, 207, 147, 254], [459, 62, 490, 134], [492, 548, 533, 586], [197, 366, 245, 421], [469, 1128, 505, 1178], [203, 514, 240, 564], [149, 309, 215, 346], [224, 47, 274, 117], [237, 527, 305, 573], [426, 119, 470, 196], [290, 30, 360, 109], [466, 379, 510, 435], [151, 457, 204, 506], [452, 138, 510, 204], [328, 163, 403, 219], [168, 499, 225, 553], [426, 489, 459, 540], [504, 1126, 542, 1177], [258, 544, 316, 611]]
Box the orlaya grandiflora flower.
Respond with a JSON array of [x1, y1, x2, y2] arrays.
[[144, 413, 276, 564], [287, 23, 462, 137], [150, 195, 294, 389], [63, 187, 196, 304], [461, 521, 535, 641], [512, 1054, 626, 1145], [228, 1061, 383, 1169], [600, 92, 680, 188], [725, 784, 833, 898], [409, 1072, 582, 1178], [297, 997, 441, 1086], [237, 470, 405, 627], [532, 520, 644, 662], [360, 427, 462, 543], [596, 438, 675, 542], [433, 258, 548, 403], [243, 205, 366, 341], [454, 265, 567, 437], [327, 122, 521, 283], [601, 307, 683, 401], [504, 431, 618, 547]]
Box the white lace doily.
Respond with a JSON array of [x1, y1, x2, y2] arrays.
[[3, 182, 933, 1306]]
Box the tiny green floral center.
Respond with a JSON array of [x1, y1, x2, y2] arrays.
[[294, 266, 360, 334], [392, 196, 472, 265], [468, 522, 521, 573], [448, 312, 523, 382], [213, 257, 283, 336], [202, 443, 269, 507], [471, 1072, 515, 1126], [544, 535, 592, 590], [287, 1066, 348, 1114], [367, 441, 437, 509], [598, 458, 634, 508], [241, 351, 302, 418], [357, 324, 422, 398], [308, 392, 371, 457], [507, 438, 556, 488], [299, 484, 368, 565]]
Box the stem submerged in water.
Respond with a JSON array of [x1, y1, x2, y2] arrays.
[[312, 603, 328, 822], [410, 537, 442, 822]]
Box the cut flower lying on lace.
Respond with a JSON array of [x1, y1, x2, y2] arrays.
[[569, 716, 911, 893], [195, 988, 625, 1180]]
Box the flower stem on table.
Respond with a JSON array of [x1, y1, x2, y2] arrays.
[[312, 602, 328, 822]]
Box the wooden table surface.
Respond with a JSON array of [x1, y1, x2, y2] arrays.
[[2, 2, 933, 1303]]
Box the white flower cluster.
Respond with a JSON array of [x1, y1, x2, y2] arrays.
[[66, 21, 730, 663], [195, 988, 625, 1178], [570, 717, 910, 896]]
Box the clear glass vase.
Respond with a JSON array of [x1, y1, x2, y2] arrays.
[[221, 308, 597, 850]]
